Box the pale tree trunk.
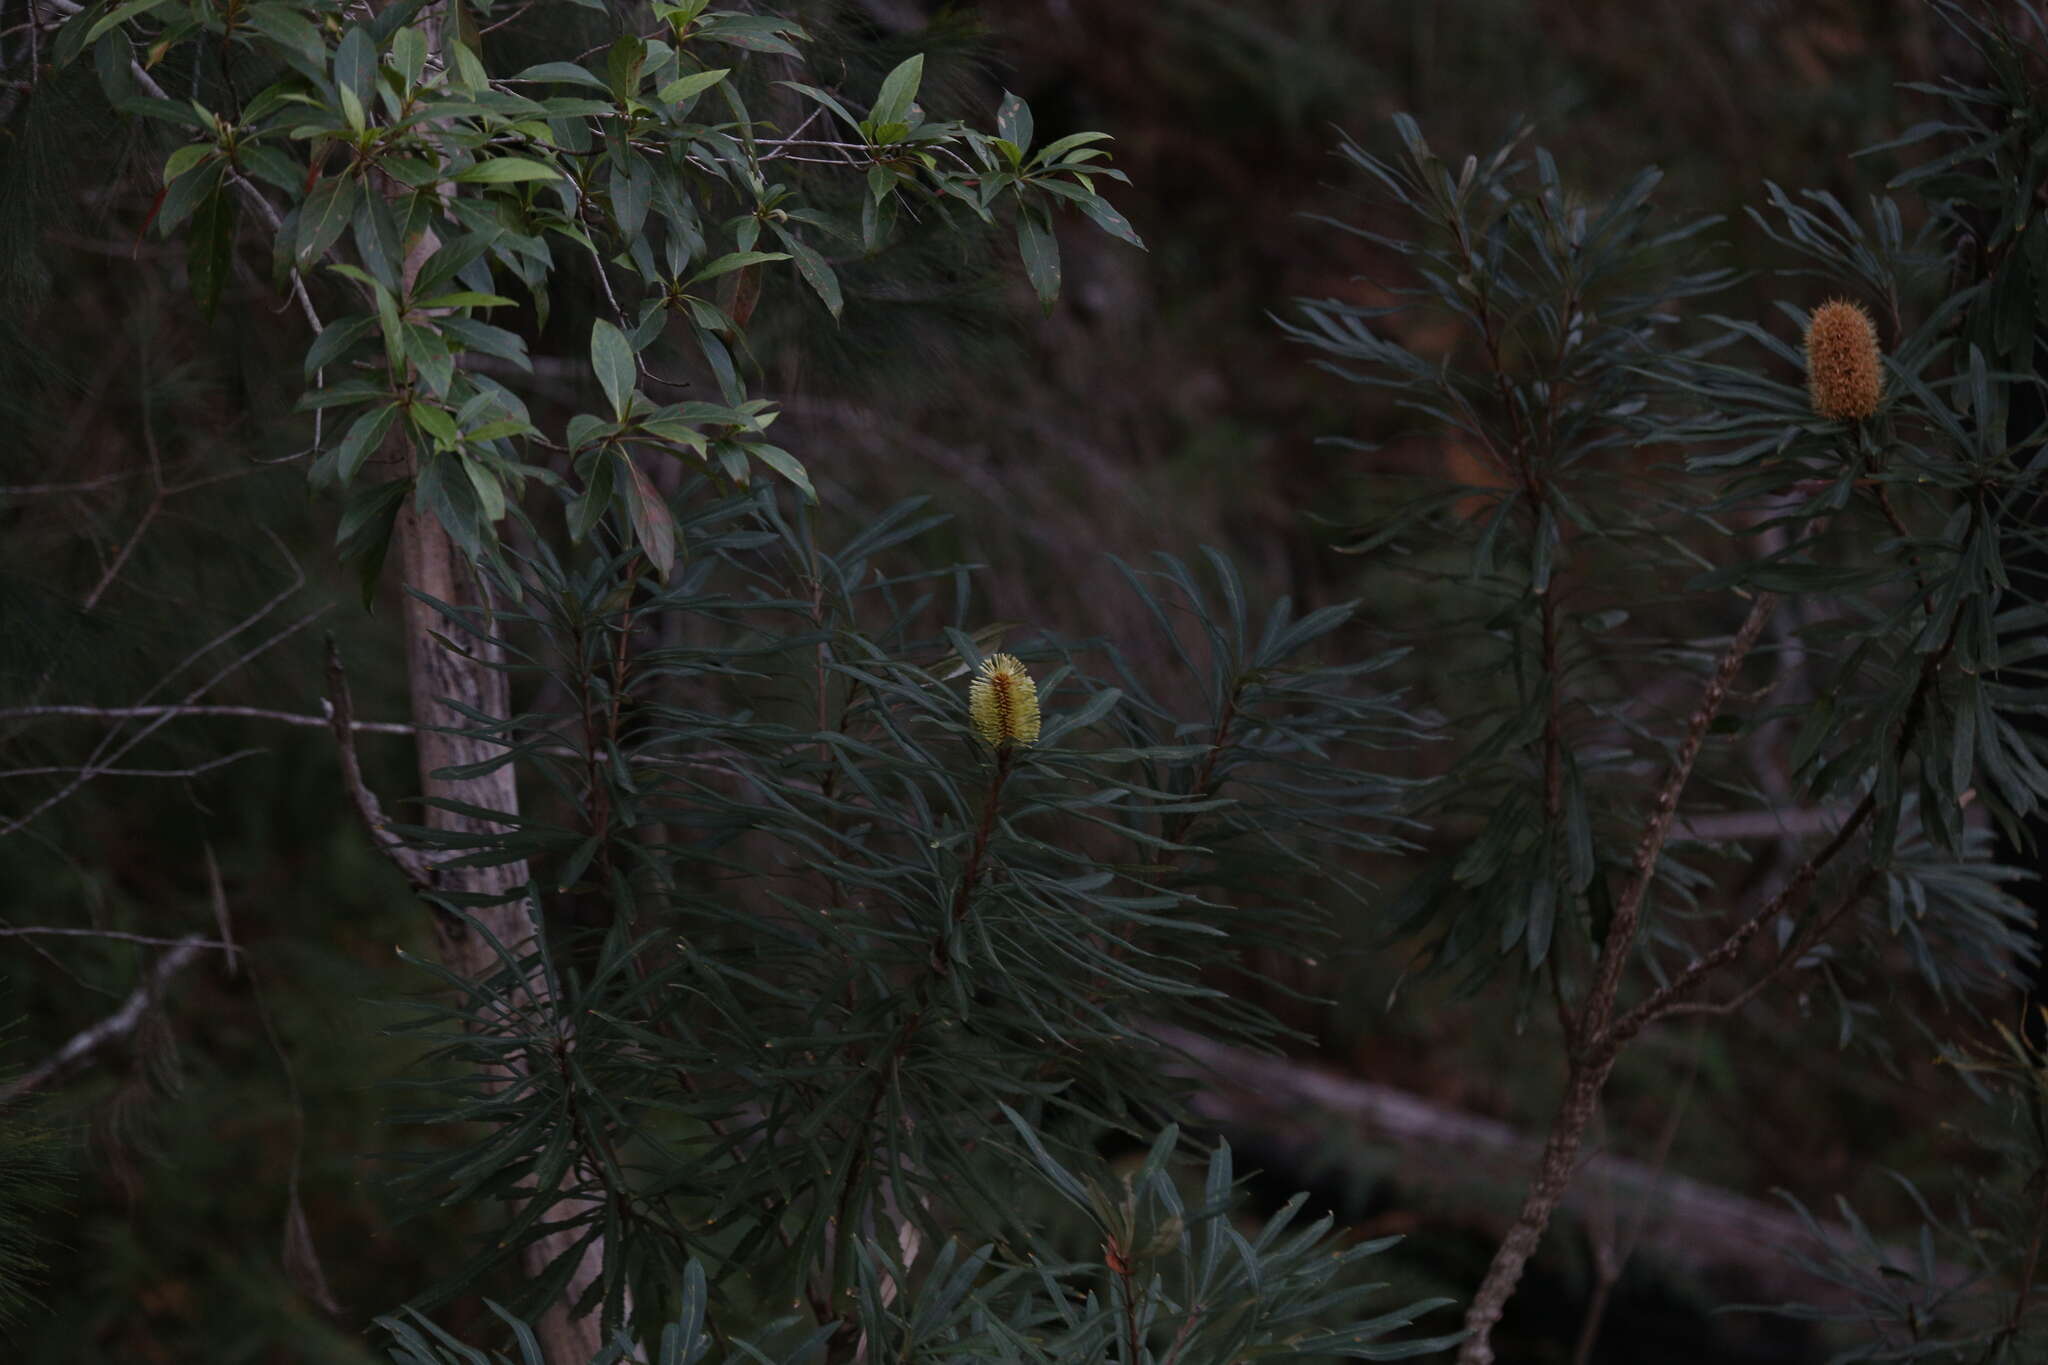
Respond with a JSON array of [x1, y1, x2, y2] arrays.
[[365, 2, 612, 1348], [394, 501, 607, 1364]]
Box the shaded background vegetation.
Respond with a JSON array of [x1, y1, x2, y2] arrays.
[[0, 1, 2004, 1360]]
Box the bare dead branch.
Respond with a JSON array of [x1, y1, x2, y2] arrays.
[[323, 639, 436, 888], [0, 472, 145, 496], [0, 606, 320, 839], [0, 749, 266, 780], [0, 936, 214, 1106], [0, 927, 234, 948], [0, 705, 414, 735]]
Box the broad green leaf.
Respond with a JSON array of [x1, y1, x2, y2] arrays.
[[657, 67, 729, 104], [869, 53, 923, 131], [1075, 193, 1145, 249], [237, 144, 303, 194], [619, 455, 676, 579], [1016, 207, 1060, 311], [69, 0, 177, 63], [464, 418, 535, 444], [769, 227, 841, 319], [304, 315, 378, 375], [642, 418, 706, 452], [332, 25, 377, 108], [744, 443, 815, 503], [296, 175, 359, 269], [605, 33, 646, 100], [690, 12, 802, 57], [187, 185, 235, 321], [686, 250, 788, 285], [417, 292, 517, 309], [410, 403, 458, 446], [777, 80, 858, 132], [334, 477, 411, 610], [442, 318, 531, 371], [1034, 130, 1113, 164], [511, 61, 610, 90], [156, 159, 223, 237], [447, 39, 488, 93], [391, 26, 428, 87], [590, 319, 635, 420], [240, 5, 320, 69], [337, 81, 366, 136], [568, 452, 615, 542], [162, 142, 214, 185], [452, 157, 563, 184], [996, 90, 1033, 155], [330, 402, 399, 484], [401, 323, 454, 397], [461, 453, 507, 523]]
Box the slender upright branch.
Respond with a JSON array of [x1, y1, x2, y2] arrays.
[[1457, 589, 1777, 1364], [1573, 589, 1780, 1045]]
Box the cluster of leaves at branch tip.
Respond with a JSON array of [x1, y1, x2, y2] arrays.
[[1804, 298, 1884, 422], [969, 652, 1040, 748]]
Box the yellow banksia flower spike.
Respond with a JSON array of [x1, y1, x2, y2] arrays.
[[1805, 298, 1884, 422], [969, 653, 1040, 748]]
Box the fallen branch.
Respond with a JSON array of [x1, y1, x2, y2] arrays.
[[1152, 1024, 1944, 1305]]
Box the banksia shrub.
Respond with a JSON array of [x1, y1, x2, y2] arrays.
[[969, 652, 1041, 748], [1805, 299, 1884, 421]]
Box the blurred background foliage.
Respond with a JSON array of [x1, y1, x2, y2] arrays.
[[0, 0, 2019, 1361]]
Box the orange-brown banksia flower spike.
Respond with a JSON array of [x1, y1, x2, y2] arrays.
[[969, 653, 1041, 748], [1805, 299, 1884, 422]]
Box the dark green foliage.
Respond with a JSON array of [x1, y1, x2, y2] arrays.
[[1282, 114, 1737, 995], [1277, 1, 2048, 1355], [369, 480, 1447, 1353], [1759, 1021, 2048, 1362], [1738, 6, 2048, 1360], [18, 2, 2048, 1362], [1288, 99, 2047, 1024], [381, 1139, 1463, 1364]]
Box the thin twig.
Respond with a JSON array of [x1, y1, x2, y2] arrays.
[[0, 704, 414, 735], [0, 927, 235, 948], [0, 472, 145, 496], [0, 749, 265, 780], [0, 594, 321, 839]]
